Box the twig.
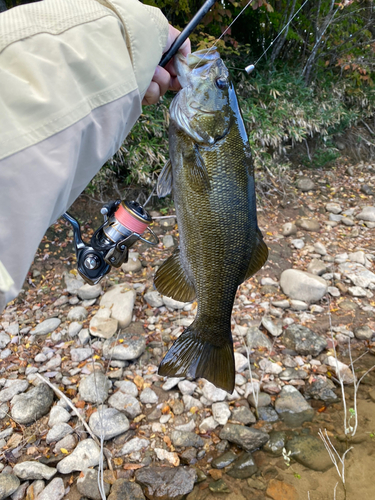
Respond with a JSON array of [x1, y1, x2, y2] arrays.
[[361, 119, 374, 136], [35, 373, 100, 447]]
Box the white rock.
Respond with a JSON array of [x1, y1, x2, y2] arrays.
[[100, 283, 136, 328], [144, 291, 164, 308], [356, 206, 375, 222], [154, 448, 180, 466], [67, 306, 88, 321], [89, 308, 118, 339], [325, 203, 342, 214], [328, 286, 340, 297], [212, 402, 231, 425], [115, 380, 138, 397], [348, 286, 367, 297], [178, 380, 197, 395], [291, 239, 305, 249], [325, 356, 354, 384], [57, 439, 100, 473], [119, 437, 149, 456], [261, 316, 283, 337], [313, 242, 327, 255], [199, 416, 219, 432], [68, 321, 82, 337], [36, 478, 64, 500], [0, 332, 11, 349], [13, 462, 56, 480], [335, 253, 348, 264], [234, 352, 248, 372], [163, 296, 190, 310], [71, 348, 93, 363], [183, 394, 203, 411], [48, 406, 71, 427], [280, 269, 328, 303], [77, 283, 102, 300], [46, 423, 73, 444], [201, 380, 228, 403], [31, 318, 61, 336], [348, 251, 366, 265], [290, 300, 308, 310], [140, 387, 158, 404], [259, 358, 283, 375]]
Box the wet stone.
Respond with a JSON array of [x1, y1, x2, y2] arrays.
[[305, 378, 338, 402], [286, 435, 334, 471], [11, 383, 54, 424], [230, 406, 256, 425], [108, 479, 145, 500], [257, 406, 279, 422], [227, 452, 258, 479], [211, 451, 237, 469], [171, 430, 204, 448], [180, 448, 197, 465], [77, 469, 110, 500], [266, 479, 298, 500], [248, 391, 271, 408], [219, 424, 269, 452], [209, 479, 231, 493], [283, 324, 327, 356], [263, 431, 287, 456], [135, 466, 197, 500], [275, 386, 314, 427]]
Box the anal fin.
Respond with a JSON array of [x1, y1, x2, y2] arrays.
[[244, 228, 269, 281], [158, 324, 235, 393], [154, 248, 196, 302]]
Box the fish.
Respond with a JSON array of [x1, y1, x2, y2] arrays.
[[154, 49, 268, 393]]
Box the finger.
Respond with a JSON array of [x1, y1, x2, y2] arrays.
[[169, 76, 181, 92], [152, 66, 171, 97], [142, 81, 160, 106], [179, 37, 191, 57]]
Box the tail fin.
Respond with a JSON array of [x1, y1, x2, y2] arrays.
[[158, 325, 235, 393]]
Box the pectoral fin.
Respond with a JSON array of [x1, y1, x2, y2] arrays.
[[157, 159, 173, 198], [154, 248, 196, 302], [244, 228, 269, 281], [186, 145, 210, 193]]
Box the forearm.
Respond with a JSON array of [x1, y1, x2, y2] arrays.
[[0, 0, 169, 310]]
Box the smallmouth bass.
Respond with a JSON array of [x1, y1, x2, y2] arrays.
[[155, 50, 268, 393]]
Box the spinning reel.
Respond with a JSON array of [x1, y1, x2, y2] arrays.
[[63, 200, 158, 285]]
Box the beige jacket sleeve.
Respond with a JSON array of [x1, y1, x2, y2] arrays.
[[0, 0, 169, 310]]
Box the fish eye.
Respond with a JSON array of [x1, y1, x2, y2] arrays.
[[215, 77, 229, 90]]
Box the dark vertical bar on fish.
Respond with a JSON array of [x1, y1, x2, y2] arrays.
[[159, 0, 217, 68]]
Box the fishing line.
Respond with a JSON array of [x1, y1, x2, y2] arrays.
[[248, 0, 311, 71]]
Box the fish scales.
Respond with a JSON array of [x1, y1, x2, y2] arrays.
[[155, 50, 268, 392]]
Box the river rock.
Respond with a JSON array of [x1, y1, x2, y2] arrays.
[[211, 451, 237, 469], [135, 466, 197, 500], [0, 332, 10, 349], [89, 308, 118, 339], [171, 430, 204, 448], [263, 431, 286, 456], [13, 462, 56, 480], [291, 238, 305, 249], [31, 318, 61, 336], [304, 378, 338, 402], [339, 262, 375, 287], [144, 291, 164, 308], [103, 332, 146, 360], [296, 178, 315, 192], [202, 380, 227, 402], [121, 256, 142, 273], [78, 372, 110, 403], [11, 383, 54, 424], [36, 477, 64, 500], [307, 259, 327, 276], [108, 479, 145, 500], [140, 387, 158, 404], [71, 347, 92, 363], [77, 283, 102, 300], [163, 296, 190, 310], [119, 437, 149, 456], [100, 283, 136, 328], [0, 475, 20, 500], [89, 408, 129, 440], [212, 402, 231, 426], [108, 392, 141, 418], [230, 406, 256, 425], [354, 325, 374, 340], [67, 306, 88, 321], [261, 316, 283, 337], [296, 219, 320, 232], [46, 423, 73, 444], [77, 469, 110, 500], [275, 385, 314, 427], [68, 321, 83, 337], [57, 439, 100, 473], [219, 424, 269, 452], [282, 222, 297, 236], [246, 327, 272, 350], [115, 380, 138, 397], [280, 269, 327, 302], [325, 356, 354, 384], [356, 206, 375, 222], [227, 452, 258, 479], [259, 358, 283, 375], [286, 435, 334, 471], [325, 202, 342, 214], [282, 324, 327, 356], [348, 251, 366, 265], [0, 379, 29, 403]]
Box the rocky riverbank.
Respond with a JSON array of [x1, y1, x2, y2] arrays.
[[1, 162, 375, 500]]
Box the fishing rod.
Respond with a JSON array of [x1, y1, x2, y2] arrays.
[[62, 0, 219, 285]]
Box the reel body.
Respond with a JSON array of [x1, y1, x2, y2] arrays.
[[63, 200, 158, 285]]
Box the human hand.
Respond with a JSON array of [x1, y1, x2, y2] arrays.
[[142, 25, 191, 105]]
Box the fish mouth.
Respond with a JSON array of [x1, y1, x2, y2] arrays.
[[176, 49, 221, 89]]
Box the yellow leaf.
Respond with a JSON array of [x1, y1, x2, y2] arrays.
[[60, 448, 69, 454], [133, 414, 146, 423], [93, 355, 101, 360]]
